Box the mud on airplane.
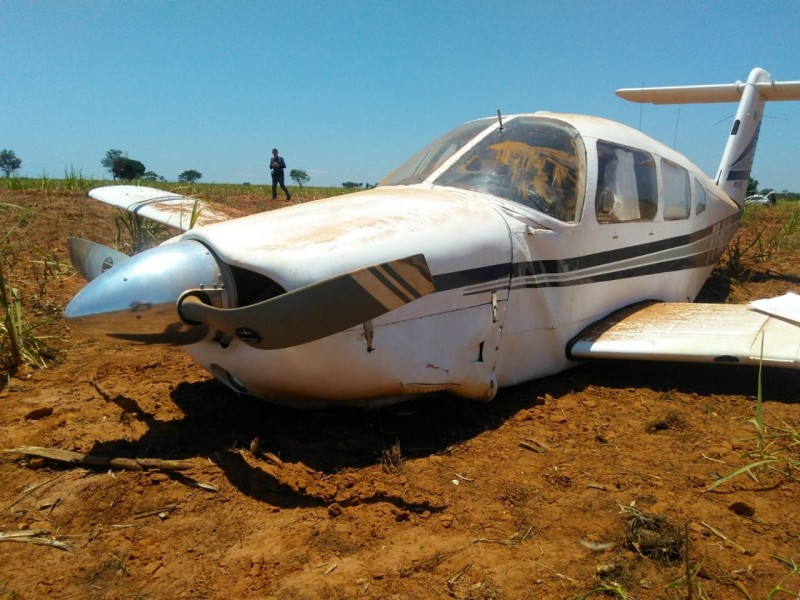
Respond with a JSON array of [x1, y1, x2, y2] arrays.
[[66, 67, 800, 408]]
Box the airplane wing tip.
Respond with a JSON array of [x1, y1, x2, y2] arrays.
[[85, 184, 233, 231]]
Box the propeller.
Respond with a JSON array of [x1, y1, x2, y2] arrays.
[[65, 240, 229, 346], [178, 254, 435, 350], [67, 237, 129, 281]]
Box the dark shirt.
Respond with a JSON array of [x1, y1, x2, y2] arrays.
[[270, 156, 286, 176]]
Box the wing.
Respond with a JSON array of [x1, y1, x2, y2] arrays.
[[568, 293, 800, 369], [89, 185, 232, 231]]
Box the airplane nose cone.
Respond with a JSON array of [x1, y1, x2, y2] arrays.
[[65, 240, 231, 345]]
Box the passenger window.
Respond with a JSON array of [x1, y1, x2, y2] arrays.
[[662, 160, 690, 220], [595, 142, 657, 223], [694, 179, 707, 215]]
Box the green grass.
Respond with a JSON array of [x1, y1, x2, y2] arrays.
[[0, 204, 56, 374], [114, 210, 170, 254], [768, 556, 800, 599], [0, 176, 356, 204], [715, 200, 800, 285], [706, 341, 800, 492], [0, 284, 55, 371]]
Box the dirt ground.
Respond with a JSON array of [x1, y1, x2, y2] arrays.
[[1, 189, 798, 599]]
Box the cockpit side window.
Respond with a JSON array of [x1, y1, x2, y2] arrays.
[[433, 117, 586, 222], [595, 141, 657, 223], [694, 179, 707, 215], [662, 159, 691, 220], [380, 119, 493, 186]]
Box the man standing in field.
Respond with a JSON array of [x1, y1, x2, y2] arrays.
[[270, 148, 291, 201]]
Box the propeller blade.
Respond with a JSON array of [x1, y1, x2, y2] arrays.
[[179, 254, 435, 349], [67, 237, 129, 282], [65, 240, 228, 346]]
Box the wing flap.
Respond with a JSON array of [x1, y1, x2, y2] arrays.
[[89, 185, 231, 231], [568, 296, 800, 369]]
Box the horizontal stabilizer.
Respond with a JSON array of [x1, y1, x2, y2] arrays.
[[616, 81, 800, 104], [568, 295, 800, 370], [89, 186, 231, 231]]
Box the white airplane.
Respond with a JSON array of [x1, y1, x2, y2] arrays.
[[66, 67, 800, 408]]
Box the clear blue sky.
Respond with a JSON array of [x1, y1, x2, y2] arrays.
[[3, 1, 799, 190]]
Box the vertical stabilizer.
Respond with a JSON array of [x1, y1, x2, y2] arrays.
[[616, 68, 800, 206], [714, 68, 769, 204]]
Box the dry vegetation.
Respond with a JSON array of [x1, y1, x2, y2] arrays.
[[1, 186, 799, 599]]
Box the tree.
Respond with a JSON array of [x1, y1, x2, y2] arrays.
[[290, 169, 310, 188], [342, 181, 363, 189], [101, 149, 124, 179], [114, 158, 146, 181], [0, 149, 22, 178], [179, 170, 202, 183], [747, 177, 759, 196], [140, 171, 164, 182]]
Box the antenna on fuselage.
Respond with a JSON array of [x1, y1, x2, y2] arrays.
[[497, 109, 504, 131]]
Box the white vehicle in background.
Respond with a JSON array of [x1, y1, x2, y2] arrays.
[[745, 191, 777, 205]]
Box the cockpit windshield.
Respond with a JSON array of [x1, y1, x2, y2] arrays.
[[380, 119, 493, 186], [381, 115, 586, 223], [435, 116, 586, 222]]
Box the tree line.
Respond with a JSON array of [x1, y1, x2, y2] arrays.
[[0, 147, 317, 188], [101, 149, 202, 183], [0, 148, 204, 183]]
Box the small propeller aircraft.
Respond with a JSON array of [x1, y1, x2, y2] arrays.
[[66, 67, 800, 408]]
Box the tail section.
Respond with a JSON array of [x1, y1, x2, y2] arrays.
[[616, 68, 800, 206]]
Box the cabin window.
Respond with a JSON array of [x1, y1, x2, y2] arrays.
[[595, 141, 657, 223], [661, 159, 690, 220], [380, 119, 493, 186], [434, 116, 586, 222], [694, 179, 707, 215]]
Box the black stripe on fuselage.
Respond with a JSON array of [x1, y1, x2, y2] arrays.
[[432, 214, 740, 293], [433, 263, 513, 292], [512, 250, 714, 290]]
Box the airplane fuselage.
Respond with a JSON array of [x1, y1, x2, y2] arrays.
[[173, 113, 741, 406]]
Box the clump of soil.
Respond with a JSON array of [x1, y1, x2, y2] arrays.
[[623, 505, 683, 563]]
